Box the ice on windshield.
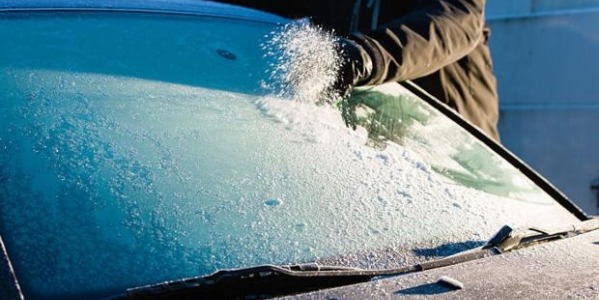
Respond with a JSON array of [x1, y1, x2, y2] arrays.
[[0, 10, 580, 300]]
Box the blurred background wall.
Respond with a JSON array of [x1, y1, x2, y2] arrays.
[[486, 0, 599, 215]]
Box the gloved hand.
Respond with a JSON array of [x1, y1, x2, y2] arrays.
[[333, 37, 374, 99], [334, 37, 374, 129]]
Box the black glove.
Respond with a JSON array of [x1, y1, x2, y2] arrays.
[[334, 38, 373, 129], [333, 38, 374, 99]]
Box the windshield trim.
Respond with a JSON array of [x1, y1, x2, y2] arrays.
[[0, 235, 23, 300], [400, 80, 589, 221], [0, 0, 288, 25]]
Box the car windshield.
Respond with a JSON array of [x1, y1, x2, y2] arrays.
[[0, 4, 582, 300]]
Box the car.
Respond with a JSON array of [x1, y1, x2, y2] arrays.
[[1, 1, 598, 299]]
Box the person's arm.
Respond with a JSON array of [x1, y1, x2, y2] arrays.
[[352, 0, 486, 86]]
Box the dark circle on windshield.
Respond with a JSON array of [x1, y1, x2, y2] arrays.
[[264, 199, 283, 207], [216, 48, 237, 60]]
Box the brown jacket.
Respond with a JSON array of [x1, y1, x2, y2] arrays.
[[216, 0, 500, 140]]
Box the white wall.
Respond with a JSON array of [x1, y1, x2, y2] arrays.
[[487, 0, 599, 18], [486, 1, 599, 215]]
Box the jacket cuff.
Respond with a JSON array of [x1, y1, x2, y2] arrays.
[[348, 33, 386, 86]]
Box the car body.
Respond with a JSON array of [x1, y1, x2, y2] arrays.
[[0, 1, 597, 299]]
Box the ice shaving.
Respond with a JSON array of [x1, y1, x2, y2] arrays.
[[262, 20, 345, 105]]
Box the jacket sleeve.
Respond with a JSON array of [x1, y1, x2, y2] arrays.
[[352, 0, 486, 86]]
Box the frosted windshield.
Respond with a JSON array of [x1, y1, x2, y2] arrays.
[[0, 10, 579, 300]]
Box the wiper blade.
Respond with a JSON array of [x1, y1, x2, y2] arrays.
[[107, 263, 388, 300]]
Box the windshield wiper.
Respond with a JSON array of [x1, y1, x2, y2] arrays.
[[483, 217, 599, 253], [106, 264, 389, 300], [107, 218, 599, 300], [105, 252, 493, 299]]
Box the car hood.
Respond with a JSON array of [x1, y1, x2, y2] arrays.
[[283, 228, 599, 299]]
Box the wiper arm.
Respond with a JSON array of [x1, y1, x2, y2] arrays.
[[483, 218, 599, 253]]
